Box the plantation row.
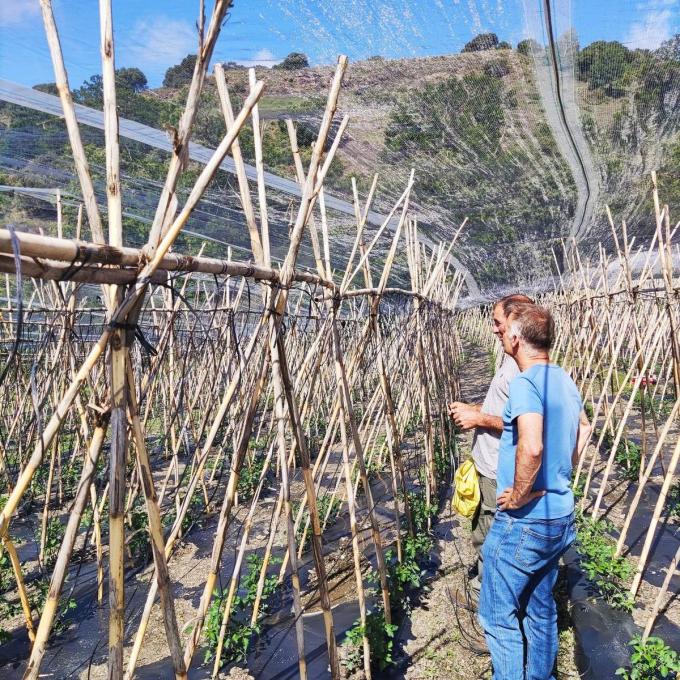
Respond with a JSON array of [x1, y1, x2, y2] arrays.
[[0, 4, 474, 676], [459, 187, 680, 677]]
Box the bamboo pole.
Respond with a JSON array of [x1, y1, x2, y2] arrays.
[[98, 3, 127, 675], [615, 400, 680, 555], [126, 361, 187, 680], [24, 417, 109, 679], [147, 0, 234, 248], [2, 536, 35, 643], [642, 543, 680, 640], [0, 80, 264, 545], [213, 64, 263, 265], [38, 0, 105, 244], [630, 433, 680, 597]]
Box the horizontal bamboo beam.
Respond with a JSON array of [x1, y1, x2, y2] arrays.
[[0, 229, 459, 307], [0, 228, 337, 288], [0, 254, 166, 285]]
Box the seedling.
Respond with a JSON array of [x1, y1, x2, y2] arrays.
[[575, 512, 633, 611], [616, 635, 680, 679]]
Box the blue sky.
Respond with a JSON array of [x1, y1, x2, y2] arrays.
[[0, 0, 679, 89]]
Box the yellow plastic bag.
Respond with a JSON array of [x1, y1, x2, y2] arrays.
[[452, 459, 480, 518]]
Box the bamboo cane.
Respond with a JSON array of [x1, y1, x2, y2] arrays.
[[642, 543, 680, 640], [630, 433, 680, 597], [24, 417, 109, 679]]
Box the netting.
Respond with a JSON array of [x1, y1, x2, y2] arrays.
[[2, 1, 680, 295], [0, 3, 680, 679]]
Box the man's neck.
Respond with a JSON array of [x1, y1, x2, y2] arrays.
[[515, 351, 550, 372]]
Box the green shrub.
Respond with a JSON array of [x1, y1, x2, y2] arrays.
[[573, 475, 586, 501], [30, 578, 76, 636], [406, 489, 436, 533], [669, 482, 680, 521], [203, 553, 280, 668], [163, 54, 197, 88], [162, 488, 204, 535], [434, 434, 455, 477], [343, 609, 398, 673], [273, 52, 309, 70], [575, 513, 633, 611], [127, 498, 150, 564], [615, 440, 642, 482], [0, 543, 19, 642], [61, 458, 83, 501], [237, 454, 267, 503], [517, 38, 541, 57], [577, 41, 632, 95], [294, 494, 341, 552], [462, 33, 500, 53], [38, 517, 65, 570], [384, 533, 433, 612], [616, 635, 680, 679]]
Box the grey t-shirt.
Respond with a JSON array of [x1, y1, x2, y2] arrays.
[[471, 354, 520, 480]]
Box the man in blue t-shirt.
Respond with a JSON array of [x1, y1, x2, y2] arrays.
[[478, 304, 591, 680]]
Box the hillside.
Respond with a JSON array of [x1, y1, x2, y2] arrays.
[[2, 38, 680, 288]]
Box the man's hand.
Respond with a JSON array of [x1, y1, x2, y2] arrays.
[[497, 486, 546, 511], [448, 402, 480, 431]]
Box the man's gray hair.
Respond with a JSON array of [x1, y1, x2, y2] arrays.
[[507, 304, 555, 352]]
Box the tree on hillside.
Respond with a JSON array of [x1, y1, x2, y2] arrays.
[[273, 52, 309, 70], [517, 38, 541, 57], [577, 41, 632, 95], [74, 75, 104, 108], [657, 34, 680, 61], [485, 58, 510, 78], [163, 54, 197, 88], [558, 29, 579, 60], [33, 83, 59, 95], [115, 67, 148, 92], [498, 41, 512, 50], [71, 68, 178, 127], [462, 33, 499, 52], [73, 67, 150, 107], [635, 56, 680, 121]]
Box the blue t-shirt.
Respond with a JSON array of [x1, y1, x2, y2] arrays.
[[497, 363, 582, 519]]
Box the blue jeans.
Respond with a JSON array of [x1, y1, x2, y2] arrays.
[[478, 510, 576, 680]]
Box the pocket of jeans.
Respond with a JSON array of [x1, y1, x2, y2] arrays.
[[514, 526, 563, 569]]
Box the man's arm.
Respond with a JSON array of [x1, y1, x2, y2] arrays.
[[448, 401, 503, 433], [571, 410, 592, 467], [497, 412, 546, 510]]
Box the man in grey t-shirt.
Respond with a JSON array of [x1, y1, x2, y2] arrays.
[[449, 294, 533, 601]]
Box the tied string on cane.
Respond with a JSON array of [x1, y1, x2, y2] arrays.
[[56, 242, 93, 286], [108, 320, 158, 357], [288, 281, 322, 333]]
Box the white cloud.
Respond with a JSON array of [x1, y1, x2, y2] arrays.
[[235, 48, 281, 68], [626, 1, 678, 49], [635, 0, 677, 9], [124, 16, 196, 68], [0, 0, 40, 26]]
